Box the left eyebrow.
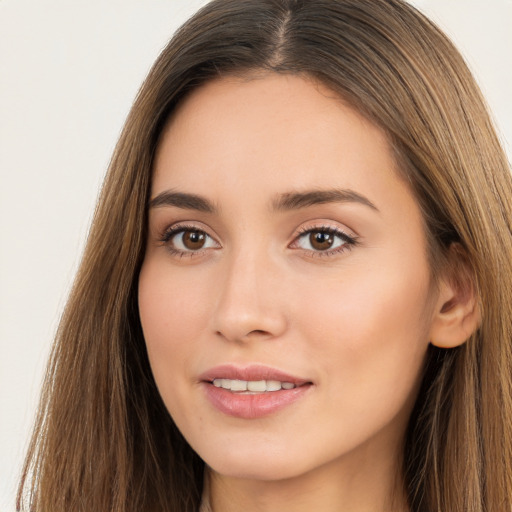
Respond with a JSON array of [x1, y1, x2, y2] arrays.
[[271, 189, 379, 213]]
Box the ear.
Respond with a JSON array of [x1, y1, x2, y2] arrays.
[[429, 244, 481, 348]]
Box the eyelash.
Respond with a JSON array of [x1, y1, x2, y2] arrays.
[[158, 223, 358, 258], [158, 223, 218, 258], [291, 225, 359, 257]]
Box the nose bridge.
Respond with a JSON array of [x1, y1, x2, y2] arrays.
[[213, 243, 286, 342]]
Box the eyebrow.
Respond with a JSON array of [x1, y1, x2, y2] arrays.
[[149, 190, 217, 213], [148, 188, 379, 214], [272, 189, 379, 212]]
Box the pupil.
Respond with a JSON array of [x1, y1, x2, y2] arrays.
[[184, 231, 205, 249], [310, 231, 333, 250]]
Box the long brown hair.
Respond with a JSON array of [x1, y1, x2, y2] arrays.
[[18, 1, 512, 511]]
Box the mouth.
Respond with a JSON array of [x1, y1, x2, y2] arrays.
[[199, 364, 313, 419], [211, 378, 301, 393]]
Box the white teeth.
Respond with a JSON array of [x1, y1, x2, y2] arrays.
[[230, 380, 248, 392], [266, 380, 281, 391], [211, 379, 297, 392], [247, 380, 266, 392], [221, 379, 232, 389]]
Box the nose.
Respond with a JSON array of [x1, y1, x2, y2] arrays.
[[212, 248, 288, 343]]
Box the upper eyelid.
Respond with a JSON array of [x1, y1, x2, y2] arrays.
[[296, 224, 345, 235], [159, 221, 218, 238], [292, 222, 357, 239], [292, 227, 355, 243]]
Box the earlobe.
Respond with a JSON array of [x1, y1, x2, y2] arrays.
[[429, 245, 481, 349]]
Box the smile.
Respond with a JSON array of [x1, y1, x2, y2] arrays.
[[212, 379, 297, 392], [200, 365, 313, 419]]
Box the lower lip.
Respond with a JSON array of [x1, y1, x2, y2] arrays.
[[202, 382, 312, 419]]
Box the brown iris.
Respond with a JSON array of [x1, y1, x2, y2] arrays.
[[309, 230, 335, 250], [182, 230, 206, 250]]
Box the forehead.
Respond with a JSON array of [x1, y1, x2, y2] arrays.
[[152, 73, 408, 215]]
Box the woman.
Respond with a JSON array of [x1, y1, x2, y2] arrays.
[[17, 0, 512, 511]]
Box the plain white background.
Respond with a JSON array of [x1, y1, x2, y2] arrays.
[[0, 1, 510, 510]]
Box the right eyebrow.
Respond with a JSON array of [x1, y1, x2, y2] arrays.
[[148, 190, 217, 213]]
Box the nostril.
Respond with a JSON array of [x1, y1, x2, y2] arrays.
[[215, 328, 273, 342]]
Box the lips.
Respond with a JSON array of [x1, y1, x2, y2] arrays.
[[199, 364, 313, 419], [199, 364, 310, 385]]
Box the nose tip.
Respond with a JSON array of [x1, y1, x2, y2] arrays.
[[214, 297, 287, 343], [212, 255, 287, 343]]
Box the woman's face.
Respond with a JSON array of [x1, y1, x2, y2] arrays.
[[139, 74, 437, 482]]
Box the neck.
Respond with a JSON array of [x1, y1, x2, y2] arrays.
[[206, 446, 408, 512]]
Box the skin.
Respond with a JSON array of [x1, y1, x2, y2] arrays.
[[138, 74, 449, 512]]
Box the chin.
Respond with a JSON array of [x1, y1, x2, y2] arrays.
[[196, 437, 322, 482], [207, 457, 306, 482]]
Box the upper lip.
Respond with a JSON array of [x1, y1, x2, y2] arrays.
[[199, 364, 311, 385]]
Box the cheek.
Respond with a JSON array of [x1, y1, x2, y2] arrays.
[[298, 254, 432, 339], [138, 259, 213, 394], [295, 255, 432, 416]]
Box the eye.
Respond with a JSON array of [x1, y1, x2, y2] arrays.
[[291, 226, 357, 254], [161, 225, 219, 254]]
